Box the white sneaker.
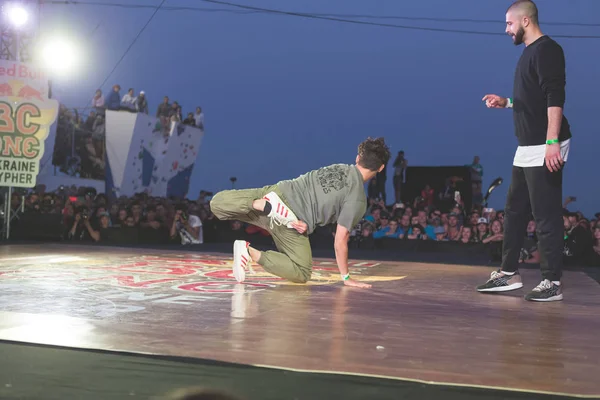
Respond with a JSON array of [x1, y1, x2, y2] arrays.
[[263, 191, 298, 229], [233, 240, 252, 283]]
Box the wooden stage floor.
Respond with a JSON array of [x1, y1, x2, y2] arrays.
[[0, 243, 599, 398]]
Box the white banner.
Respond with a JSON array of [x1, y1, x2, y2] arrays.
[[105, 111, 203, 198], [0, 60, 58, 188]]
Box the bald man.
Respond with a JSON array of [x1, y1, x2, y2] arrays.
[[479, 0, 571, 302]]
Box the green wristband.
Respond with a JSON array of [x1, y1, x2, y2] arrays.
[[546, 139, 559, 145], [342, 273, 350, 281]]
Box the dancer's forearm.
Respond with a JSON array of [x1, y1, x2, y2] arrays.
[[334, 240, 349, 278], [334, 224, 351, 278]]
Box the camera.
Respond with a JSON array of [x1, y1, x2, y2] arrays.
[[351, 220, 363, 237], [75, 206, 89, 219]]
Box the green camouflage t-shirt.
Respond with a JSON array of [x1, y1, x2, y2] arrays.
[[278, 164, 367, 235]]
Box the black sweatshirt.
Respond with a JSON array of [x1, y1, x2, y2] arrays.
[[512, 35, 572, 146]]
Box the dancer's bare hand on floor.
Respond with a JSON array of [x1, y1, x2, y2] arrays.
[[291, 221, 308, 234], [344, 279, 372, 289]]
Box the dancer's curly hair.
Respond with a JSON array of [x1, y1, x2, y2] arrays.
[[357, 137, 391, 172]]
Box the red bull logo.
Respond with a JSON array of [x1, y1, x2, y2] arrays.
[[0, 62, 47, 81], [0, 60, 59, 189], [0, 83, 12, 96], [17, 85, 43, 101]]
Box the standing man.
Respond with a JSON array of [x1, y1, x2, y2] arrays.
[[392, 151, 406, 204], [210, 137, 391, 289], [478, 0, 571, 302]]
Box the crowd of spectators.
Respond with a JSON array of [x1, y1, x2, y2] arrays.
[[51, 85, 205, 180], [91, 85, 204, 131], [6, 174, 600, 267], [52, 104, 106, 180], [10, 185, 212, 246], [347, 181, 599, 266]]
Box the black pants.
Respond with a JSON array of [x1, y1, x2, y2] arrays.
[[501, 165, 564, 281], [393, 175, 402, 203]]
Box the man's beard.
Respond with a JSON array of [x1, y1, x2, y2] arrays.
[[511, 26, 525, 45]]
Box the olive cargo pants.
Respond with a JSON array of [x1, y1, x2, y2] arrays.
[[210, 185, 312, 283]]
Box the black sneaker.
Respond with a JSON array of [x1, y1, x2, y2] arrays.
[[476, 270, 524, 292], [524, 279, 563, 302]]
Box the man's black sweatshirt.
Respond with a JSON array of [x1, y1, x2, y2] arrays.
[[512, 35, 572, 146]]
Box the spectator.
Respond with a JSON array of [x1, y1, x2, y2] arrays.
[[364, 206, 382, 228], [92, 115, 104, 135], [195, 107, 205, 130], [156, 96, 170, 119], [137, 91, 149, 114], [121, 88, 137, 111], [183, 112, 196, 125], [563, 214, 594, 264], [473, 218, 490, 243], [67, 213, 86, 240], [482, 219, 504, 244], [415, 209, 435, 239], [397, 214, 411, 236], [373, 216, 401, 239], [434, 224, 447, 241], [392, 150, 406, 203], [115, 208, 128, 226], [86, 212, 111, 242], [519, 219, 540, 264], [170, 204, 203, 244], [459, 226, 473, 243], [84, 111, 96, 131], [439, 176, 462, 212], [108, 204, 118, 222], [414, 184, 434, 209], [169, 102, 182, 121], [374, 158, 387, 203], [353, 223, 375, 249], [468, 156, 484, 207], [407, 224, 427, 240], [378, 212, 391, 229], [91, 89, 104, 108], [106, 85, 121, 110], [446, 213, 461, 241], [140, 206, 163, 230], [468, 211, 481, 227]]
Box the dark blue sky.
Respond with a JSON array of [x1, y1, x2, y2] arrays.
[[43, 0, 599, 216]]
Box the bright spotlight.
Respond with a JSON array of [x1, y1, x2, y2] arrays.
[[6, 3, 29, 28], [41, 39, 78, 74]]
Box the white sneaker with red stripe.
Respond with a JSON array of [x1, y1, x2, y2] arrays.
[[263, 191, 298, 229], [233, 240, 252, 283]]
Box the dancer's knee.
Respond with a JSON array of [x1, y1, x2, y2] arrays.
[[292, 261, 312, 284], [209, 192, 227, 219], [290, 273, 310, 284]]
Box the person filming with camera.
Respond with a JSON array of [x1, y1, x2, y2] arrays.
[[68, 206, 110, 242], [170, 204, 203, 245]]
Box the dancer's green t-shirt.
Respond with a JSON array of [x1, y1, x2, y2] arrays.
[[278, 164, 367, 235]]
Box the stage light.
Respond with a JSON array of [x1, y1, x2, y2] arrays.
[[40, 38, 79, 75], [6, 3, 29, 28]]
